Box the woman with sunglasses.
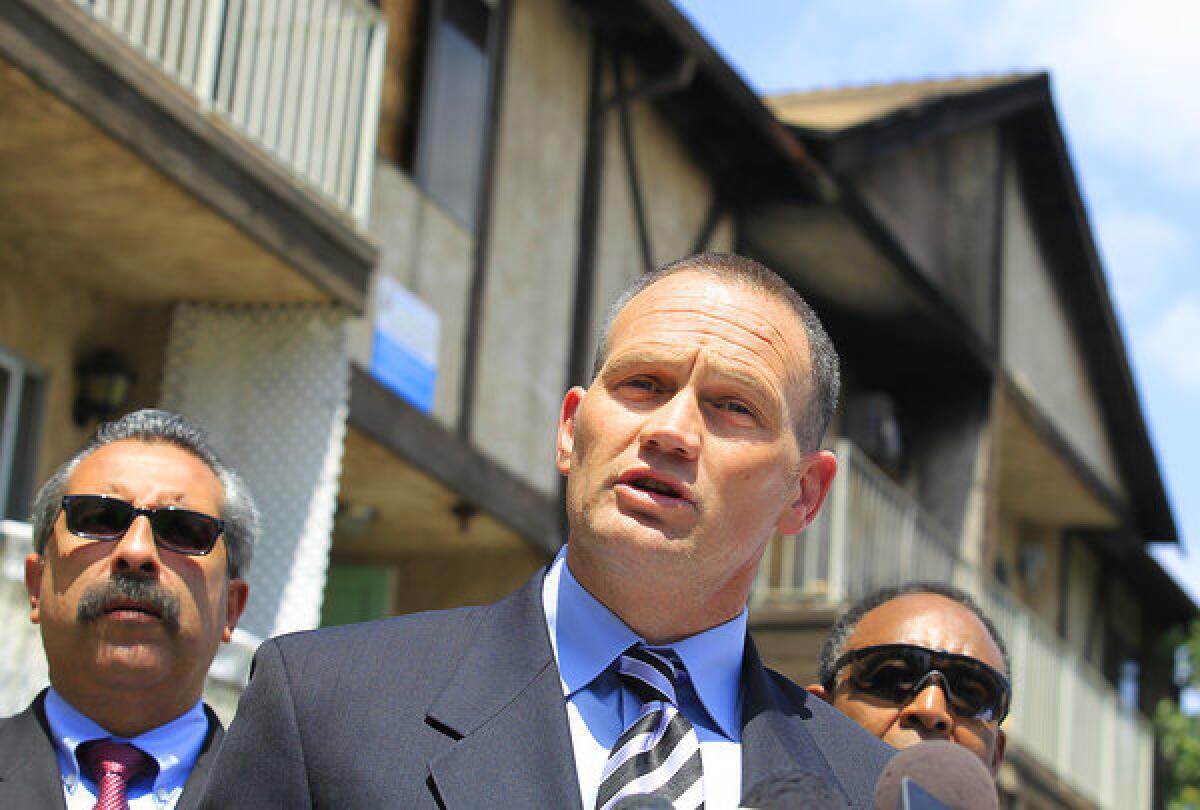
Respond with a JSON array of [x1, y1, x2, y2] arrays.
[[806, 582, 1010, 774]]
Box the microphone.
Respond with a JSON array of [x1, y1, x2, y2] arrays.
[[739, 769, 849, 809], [871, 741, 998, 810], [611, 795, 674, 810]]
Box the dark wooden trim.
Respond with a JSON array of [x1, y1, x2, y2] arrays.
[[612, 53, 655, 273], [1, 0, 377, 311], [558, 32, 612, 540], [988, 127, 1008, 350], [690, 195, 724, 254], [565, 36, 611, 392], [457, 0, 512, 440], [348, 366, 562, 555], [1006, 104, 1177, 543]]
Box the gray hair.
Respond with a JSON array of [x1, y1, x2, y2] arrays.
[[816, 582, 1011, 691], [591, 252, 840, 451], [30, 409, 258, 579]]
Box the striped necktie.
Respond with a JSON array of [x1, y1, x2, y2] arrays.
[[79, 739, 152, 810], [595, 645, 705, 810]]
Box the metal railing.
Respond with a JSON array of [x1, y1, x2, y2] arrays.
[[72, 0, 387, 225], [752, 438, 1155, 810], [0, 520, 255, 724]]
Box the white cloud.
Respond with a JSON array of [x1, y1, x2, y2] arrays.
[[1141, 296, 1200, 390], [962, 0, 1200, 188]]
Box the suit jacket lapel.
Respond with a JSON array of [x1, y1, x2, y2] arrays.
[[0, 691, 68, 810], [176, 706, 223, 810], [740, 638, 847, 802], [426, 572, 582, 810]]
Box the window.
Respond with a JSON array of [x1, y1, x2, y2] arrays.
[[414, 0, 497, 227], [0, 347, 44, 522]]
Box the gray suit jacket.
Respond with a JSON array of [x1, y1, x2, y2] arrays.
[[202, 571, 893, 808], [0, 690, 223, 810]]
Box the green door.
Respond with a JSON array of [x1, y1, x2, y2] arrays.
[[319, 564, 394, 627]]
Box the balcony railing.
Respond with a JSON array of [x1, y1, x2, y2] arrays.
[[752, 438, 1155, 810], [73, 0, 387, 225]]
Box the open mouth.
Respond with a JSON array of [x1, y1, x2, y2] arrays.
[[618, 470, 691, 506], [628, 476, 683, 499]]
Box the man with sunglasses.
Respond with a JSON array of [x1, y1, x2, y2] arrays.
[[0, 409, 257, 810], [807, 582, 1010, 773]]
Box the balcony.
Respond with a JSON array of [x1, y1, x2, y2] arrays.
[[71, 0, 387, 225], [752, 439, 1155, 810]]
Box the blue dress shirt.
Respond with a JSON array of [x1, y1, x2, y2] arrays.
[[43, 688, 209, 810], [542, 548, 747, 808]]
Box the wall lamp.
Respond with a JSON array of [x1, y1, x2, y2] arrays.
[[73, 350, 134, 426]]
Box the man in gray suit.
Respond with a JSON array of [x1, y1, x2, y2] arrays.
[[203, 253, 894, 808], [0, 410, 257, 810]]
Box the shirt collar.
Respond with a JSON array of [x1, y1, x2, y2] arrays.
[[542, 547, 747, 739], [44, 687, 209, 794]]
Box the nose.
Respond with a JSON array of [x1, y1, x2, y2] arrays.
[[639, 390, 701, 460], [109, 514, 161, 576], [897, 675, 954, 736]]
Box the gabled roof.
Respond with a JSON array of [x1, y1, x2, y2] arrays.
[[769, 74, 1034, 134], [767, 74, 1178, 545]]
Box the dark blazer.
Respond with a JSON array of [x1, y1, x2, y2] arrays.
[[202, 571, 893, 808], [0, 691, 224, 810]]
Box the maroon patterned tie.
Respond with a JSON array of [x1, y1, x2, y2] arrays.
[[80, 740, 152, 810]]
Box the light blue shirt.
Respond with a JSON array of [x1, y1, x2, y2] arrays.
[[542, 548, 746, 808], [43, 688, 208, 810]]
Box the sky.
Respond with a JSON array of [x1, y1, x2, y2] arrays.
[[673, 0, 1200, 606]]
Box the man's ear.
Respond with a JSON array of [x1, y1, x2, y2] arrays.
[[806, 683, 829, 702], [222, 578, 250, 643], [777, 450, 837, 535], [991, 728, 1007, 773], [556, 387, 586, 476], [25, 553, 44, 625]]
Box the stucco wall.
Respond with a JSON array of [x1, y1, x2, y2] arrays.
[[852, 127, 1000, 342], [0, 269, 168, 494], [469, 0, 592, 494], [588, 82, 735, 370], [999, 160, 1124, 498], [352, 161, 474, 430]]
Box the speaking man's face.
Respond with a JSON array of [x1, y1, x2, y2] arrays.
[[556, 271, 835, 626], [26, 440, 248, 721]]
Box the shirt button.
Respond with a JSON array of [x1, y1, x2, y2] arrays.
[[157, 788, 170, 801], [65, 774, 77, 787]]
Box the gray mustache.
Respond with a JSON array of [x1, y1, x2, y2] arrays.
[[76, 574, 182, 634]]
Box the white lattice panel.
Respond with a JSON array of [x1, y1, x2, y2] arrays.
[[161, 304, 350, 640], [0, 521, 47, 716]]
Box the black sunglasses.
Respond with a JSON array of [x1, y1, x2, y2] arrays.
[[60, 494, 225, 556], [830, 643, 1010, 723]]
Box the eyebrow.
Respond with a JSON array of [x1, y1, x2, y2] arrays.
[[604, 349, 789, 417]]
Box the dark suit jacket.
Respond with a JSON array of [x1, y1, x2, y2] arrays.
[[202, 571, 893, 808], [0, 690, 224, 810]]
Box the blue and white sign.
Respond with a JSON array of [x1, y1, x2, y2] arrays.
[[370, 277, 440, 414]]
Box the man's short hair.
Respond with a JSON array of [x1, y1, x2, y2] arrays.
[[30, 409, 259, 579], [591, 252, 840, 451], [816, 582, 1011, 691]]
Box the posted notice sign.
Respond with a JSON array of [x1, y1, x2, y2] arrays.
[[370, 276, 440, 414]]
